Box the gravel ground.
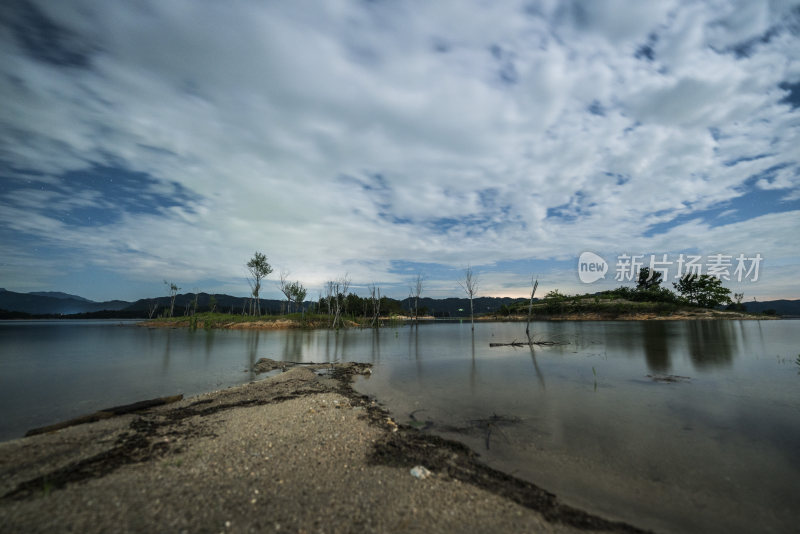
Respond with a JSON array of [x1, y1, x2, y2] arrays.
[[0, 364, 645, 533]]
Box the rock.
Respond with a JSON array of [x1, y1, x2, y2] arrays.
[[410, 465, 432, 480]]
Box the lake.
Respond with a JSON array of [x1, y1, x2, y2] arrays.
[[1, 319, 798, 532]]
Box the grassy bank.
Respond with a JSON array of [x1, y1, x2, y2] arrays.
[[138, 311, 384, 330], [493, 296, 769, 321], [140, 312, 329, 329], [140, 299, 772, 331]]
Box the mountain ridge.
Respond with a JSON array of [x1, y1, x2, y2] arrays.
[[0, 289, 797, 317]]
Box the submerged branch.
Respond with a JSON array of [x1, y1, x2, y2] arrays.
[[489, 340, 566, 347]]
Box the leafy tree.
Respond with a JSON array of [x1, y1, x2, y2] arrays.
[[638, 286, 679, 303], [289, 281, 307, 314], [544, 288, 565, 313], [246, 252, 273, 316], [544, 289, 565, 300], [673, 274, 731, 308], [636, 267, 663, 290]]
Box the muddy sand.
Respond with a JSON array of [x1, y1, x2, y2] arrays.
[[0, 361, 646, 533]]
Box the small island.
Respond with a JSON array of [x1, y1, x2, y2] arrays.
[[139, 263, 775, 330]]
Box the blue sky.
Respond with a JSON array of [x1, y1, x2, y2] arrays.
[[1, 0, 798, 302]]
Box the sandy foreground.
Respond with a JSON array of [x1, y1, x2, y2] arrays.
[[0, 362, 645, 533]]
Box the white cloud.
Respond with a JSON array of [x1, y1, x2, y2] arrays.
[[0, 0, 798, 300]]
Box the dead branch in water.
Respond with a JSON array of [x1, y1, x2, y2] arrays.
[[489, 341, 561, 347], [525, 276, 539, 341]]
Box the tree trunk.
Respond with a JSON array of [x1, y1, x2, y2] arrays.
[[470, 297, 474, 331]]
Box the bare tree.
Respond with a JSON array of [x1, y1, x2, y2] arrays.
[[325, 281, 335, 323], [525, 276, 539, 341], [246, 252, 273, 316], [330, 274, 350, 329], [410, 273, 423, 325], [457, 265, 479, 331], [164, 280, 180, 318], [368, 283, 381, 327], [147, 299, 159, 319]]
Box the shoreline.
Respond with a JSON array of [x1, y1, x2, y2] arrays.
[[138, 309, 775, 330], [1, 361, 645, 533]]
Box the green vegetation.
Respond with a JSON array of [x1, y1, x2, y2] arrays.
[[153, 311, 336, 329], [145, 254, 759, 330], [246, 251, 273, 316], [672, 274, 731, 308], [495, 267, 747, 320]]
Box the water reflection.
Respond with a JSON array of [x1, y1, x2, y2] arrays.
[[352, 320, 799, 534], [411, 326, 422, 380], [371, 328, 381, 363], [162, 329, 172, 371], [685, 321, 737, 369], [470, 330, 476, 393], [2, 319, 797, 534], [528, 343, 546, 389], [246, 329, 259, 380], [641, 322, 670, 372], [280, 329, 304, 362], [204, 328, 215, 363]]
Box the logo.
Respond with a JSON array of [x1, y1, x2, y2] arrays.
[[578, 252, 608, 283]]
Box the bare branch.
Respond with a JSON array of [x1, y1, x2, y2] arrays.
[[457, 265, 479, 330]]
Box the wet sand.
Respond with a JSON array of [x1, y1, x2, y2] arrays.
[[0, 362, 646, 533]]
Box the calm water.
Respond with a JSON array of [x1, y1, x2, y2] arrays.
[[1, 319, 798, 532]]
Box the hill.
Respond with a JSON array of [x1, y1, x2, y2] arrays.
[[0, 289, 129, 315], [27, 291, 92, 302], [742, 299, 800, 316]]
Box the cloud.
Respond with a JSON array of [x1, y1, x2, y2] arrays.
[[0, 0, 798, 301]]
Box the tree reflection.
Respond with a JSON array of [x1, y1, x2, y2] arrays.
[[281, 330, 304, 362], [410, 326, 422, 379], [162, 329, 172, 371], [371, 328, 381, 363], [470, 329, 477, 393], [529, 343, 546, 389], [686, 321, 737, 369], [246, 329, 259, 381], [203, 328, 215, 364], [641, 322, 671, 373]]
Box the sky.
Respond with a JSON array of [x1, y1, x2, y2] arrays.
[[0, 0, 799, 303]]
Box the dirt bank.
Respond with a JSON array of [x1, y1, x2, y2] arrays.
[[487, 309, 773, 321], [0, 361, 646, 533], [137, 318, 363, 330]]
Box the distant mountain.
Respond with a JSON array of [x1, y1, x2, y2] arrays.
[[124, 293, 287, 316], [28, 291, 92, 302], [1, 287, 797, 318], [743, 299, 800, 316], [0, 289, 129, 315]]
